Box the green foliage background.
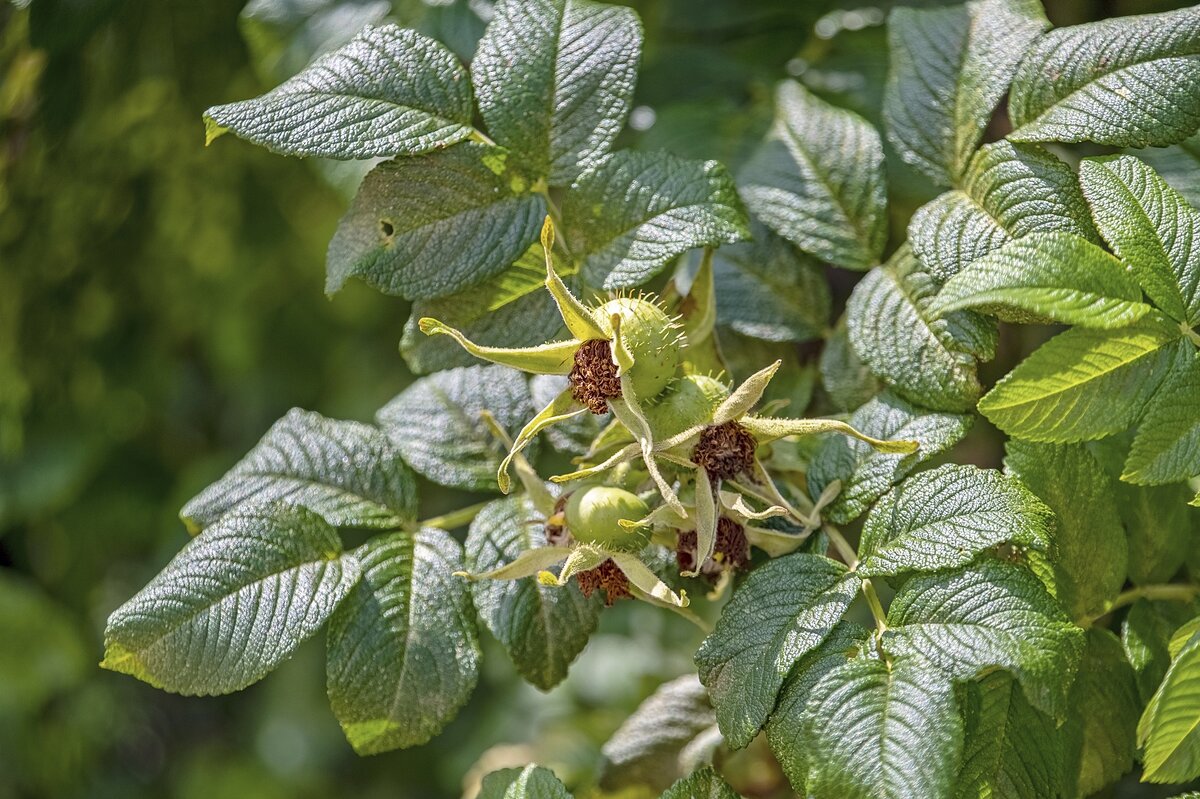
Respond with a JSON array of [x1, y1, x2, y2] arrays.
[[0, 0, 1194, 797]]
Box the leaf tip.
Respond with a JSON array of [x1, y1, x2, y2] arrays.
[[202, 114, 228, 147]]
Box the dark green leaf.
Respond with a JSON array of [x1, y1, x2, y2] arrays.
[[400, 242, 569, 374], [326, 143, 546, 299], [739, 79, 886, 269], [1080, 154, 1200, 325], [466, 496, 599, 691], [377, 365, 536, 491], [848, 247, 996, 412], [1124, 599, 1200, 705], [472, 0, 641, 184], [1064, 630, 1139, 796], [1127, 133, 1200, 209], [1009, 8, 1200, 148], [807, 391, 972, 524], [804, 655, 963, 799], [908, 141, 1097, 283], [326, 528, 479, 754], [956, 672, 1064, 799], [766, 623, 870, 793], [205, 24, 476, 159], [695, 554, 858, 749], [819, 317, 880, 412], [601, 675, 717, 793], [884, 0, 1047, 185], [564, 150, 750, 289], [180, 408, 418, 533], [1005, 441, 1127, 623], [979, 319, 1181, 443], [102, 505, 359, 695], [885, 559, 1084, 719], [858, 464, 1054, 577], [930, 232, 1150, 329], [712, 222, 831, 343]]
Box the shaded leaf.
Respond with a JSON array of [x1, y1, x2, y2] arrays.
[[1125, 342, 1200, 485], [601, 675, 717, 793], [712, 221, 831, 343], [1005, 441, 1127, 623], [956, 671, 1064, 799], [180, 408, 418, 533], [466, 495, 599, 691], [102, 505, 359, 695], [478, 764, 573, 799], [1124, 599, 1200, 705], [377, 365, 536, 491], [1064, 630, 1139, 796], [326, 143, 546, 299], [740, 79, 886, 269]]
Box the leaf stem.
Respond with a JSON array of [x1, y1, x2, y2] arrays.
[[1183, 321, 1200, 348], [415, 500, 493, 532], [862, 578, 888, 636], [468, 128, 497, 147], [824, 522, 859, 569], [1088, 582, 1200, 624], [535, 183, 572, 260]]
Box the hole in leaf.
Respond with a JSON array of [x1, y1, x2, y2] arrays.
[[379, 219, 395, 240]]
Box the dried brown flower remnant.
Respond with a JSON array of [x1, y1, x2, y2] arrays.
[[575, 559, 631, 605], [692, 421, 757, 481], [676, 518, 750, 578], [569, 338, 622, 414]]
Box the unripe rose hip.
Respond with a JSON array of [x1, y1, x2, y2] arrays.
[[564, 485, 651, 552], [645, 373, 730, 439]]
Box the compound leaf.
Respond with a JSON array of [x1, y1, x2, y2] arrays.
[[884, 0, 1047, 185], [807, 391, 971, 524], [1005, 441, 1127, 623], [858, 464, 1054, 577], [908, 141, 1096, 283], [804, 655, 963, 799], [102, 505, 359, 695], [884, 559, 1084, 720], [1009, 8, 1200, 148], [326, 143, 546, 299], [1080, 154, 1200, 325], [695, 554, 858, 750], [848, 247, 996, 412], [978, 319, 1181, 443], [739, 79, 887, 269], [1138, 629, 1200, 783], [466, 495, 599, 691], [564, 150, 749, 289], [180, 408, 417, 533], [204, 24, 476, 159], [472, 0, 641, 185], [377, 365, 536, 492], [930, 232, 1150, 329], [326, 528, 479, 754]]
